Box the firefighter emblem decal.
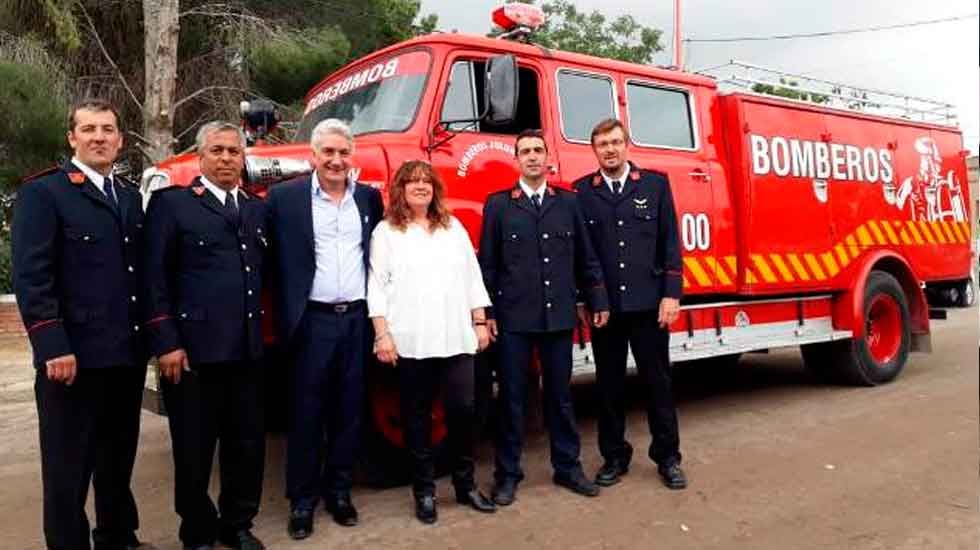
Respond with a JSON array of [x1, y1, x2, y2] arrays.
[[891, 136, 966, 222]]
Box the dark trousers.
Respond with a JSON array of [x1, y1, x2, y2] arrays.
[[161, 360, 265, 547], [35, 365, 145, 550], [398, 354, 478, 497], [591, 310, 681, 466], [494, 330, 582, 482], [286, 303, 367, 511]]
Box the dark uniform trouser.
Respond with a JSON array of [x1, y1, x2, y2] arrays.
[[494, 330, 582, 483], [161, 360, 264, 547], [398, 354, 477, 497], [591, 310, 681, 466], [286, 302, 366, 511], [35, 365, 145, 550]]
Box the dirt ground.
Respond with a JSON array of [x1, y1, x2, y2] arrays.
[[1, 306, 977, 550]]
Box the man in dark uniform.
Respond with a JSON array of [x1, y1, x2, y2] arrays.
[[265, 119, 383, 540], [143, 121, 267, 550], [479, 129, 610, 506], [12, 98, 149, 550], [572, 118, 687, 490]]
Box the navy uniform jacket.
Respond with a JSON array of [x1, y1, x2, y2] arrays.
[[143, 177, 267, 364], [572, 162, 683, 313], [265, 176, 383, 344], [478, 183, 609, 333], [12, 161, 146, 369]]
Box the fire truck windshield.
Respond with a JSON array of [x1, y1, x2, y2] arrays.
[[295, 50, 431, 141]]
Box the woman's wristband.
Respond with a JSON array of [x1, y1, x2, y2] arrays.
[[473, 320, 487, 326]]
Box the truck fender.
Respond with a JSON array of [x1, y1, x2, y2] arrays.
[[832, 250, 930, 350]]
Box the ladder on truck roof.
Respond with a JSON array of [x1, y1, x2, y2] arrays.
[[696, 60, 958, 127]]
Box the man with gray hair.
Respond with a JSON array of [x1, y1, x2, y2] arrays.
[[144, 121, 267, 550], [265, 118, 383, 540]]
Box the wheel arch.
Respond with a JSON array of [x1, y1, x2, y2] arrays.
[[832, 251, 930, 351]]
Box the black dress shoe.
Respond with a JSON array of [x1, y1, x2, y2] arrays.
[[325, 495, 359, 527], [658, 462, 688, 490], [414, 494, 438, 524], [595, 460, 630, 487], [491, 479, 518, 506], [553, 470, 601, 497], [218, 529, 265, 550], [288, 508, 314, 540], [455, 488, 497, 513]]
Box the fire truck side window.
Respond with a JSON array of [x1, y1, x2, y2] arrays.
[[626, 83, 696, 149], [441, 60, 541, 134], [556, 70, 616, 143]]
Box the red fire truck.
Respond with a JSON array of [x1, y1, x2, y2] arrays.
[[141, 5, 973, 482]]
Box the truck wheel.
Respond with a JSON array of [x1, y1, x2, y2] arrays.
[[956, 277, 975, 307], [835, 271, 912, 385], [359, 368, 451, 488]]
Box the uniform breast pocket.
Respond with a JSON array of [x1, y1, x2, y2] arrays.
[[64, 228, 106, 265], [632, 204, 658, 235], [502, 230, 525, 261], [254, 226, 269, 249]]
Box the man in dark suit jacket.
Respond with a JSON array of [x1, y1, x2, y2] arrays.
[[478, 129, 610, 506], [265, 118, 383, 540], [573, 118, 687, 491], [12, 98, 149, 550], [143, 122, 267, 550]]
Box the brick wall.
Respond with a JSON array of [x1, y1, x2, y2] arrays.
[[0, 296, 25, 335]]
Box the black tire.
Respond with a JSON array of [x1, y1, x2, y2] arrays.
[[803, 271, 910, 386], [358, 362, 453, 488], [956, 277, 975, 307]]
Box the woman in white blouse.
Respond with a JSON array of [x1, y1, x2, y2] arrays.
[[368, 160, 497, 524]]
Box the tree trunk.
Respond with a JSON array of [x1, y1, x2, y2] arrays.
[[143, 0, 179, 163]]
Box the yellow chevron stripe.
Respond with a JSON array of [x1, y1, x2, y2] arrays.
[[855, 225, 874, 247], [845, 235, 861, 257], [751, 254, 779, 283], [768, 254, 795, 282], [719, 256, 738, 283], [905, 222, 924, 244], [880, 220, 900, 245], [962, 222, 972, 240], [745, 269, 759, 284], [804, 253, 827, 280], [939, 222, 956, 243], [683, 276, 690, 289], [896, 224, 913, 245], [929, 221, 948, 244], [950, 221, 966, 243], [821, 252, 840, 278], [834, 244, 850, 266], [786, 253, 811, 281], [704, 257, 732, 286], [684, 257, 713, 287], [917, 221, 937, 244], [867, 221, 887, 245]]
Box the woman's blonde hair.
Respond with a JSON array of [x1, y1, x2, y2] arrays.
[[385, 160, 451, 231]]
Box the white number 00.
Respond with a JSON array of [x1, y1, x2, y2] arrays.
[[681, 213, 710, 251]]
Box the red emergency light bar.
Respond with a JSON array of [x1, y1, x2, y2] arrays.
[[492, 3, 546, 31]]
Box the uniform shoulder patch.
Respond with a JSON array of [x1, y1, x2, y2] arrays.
[[20, 165, 59, 184]]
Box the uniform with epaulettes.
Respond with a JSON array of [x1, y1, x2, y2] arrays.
[[142, 178, 267, 363], [142, 176, 267, 547], [12, 161, 147, 550], [478, 182, 608, 487], [572, 161, 684, 474]]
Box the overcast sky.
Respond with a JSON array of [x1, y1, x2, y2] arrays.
[[420, 0, 979, 154]]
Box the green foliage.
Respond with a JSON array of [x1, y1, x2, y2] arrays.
[[0, 61, 69, 192], [491, 0, 663, 65], [752, 78, 830, 104], [0, 232, 11, 294], [247, 26, 351, 105]]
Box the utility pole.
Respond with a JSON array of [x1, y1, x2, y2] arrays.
[[673, 0, 683, 69]]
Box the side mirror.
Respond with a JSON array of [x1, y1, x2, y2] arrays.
[[485, 54, 518, 125]]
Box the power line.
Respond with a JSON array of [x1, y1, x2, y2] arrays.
[[685, 13, 978, 43]]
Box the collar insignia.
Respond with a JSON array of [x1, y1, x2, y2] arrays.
[[68, 173, 85, 185], [192, 186, 205, 196]]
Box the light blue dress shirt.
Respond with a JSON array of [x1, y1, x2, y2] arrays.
[[308, 173, 366, 302]]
